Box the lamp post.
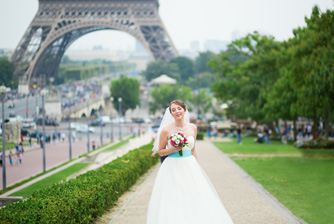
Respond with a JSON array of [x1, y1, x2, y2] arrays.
[[35, 94, 39, 117], [26, 94, 29, 118], [86, 98, 90, 152], [110, 97, 114, 142], [0, 85, 7, 189], [100, 111, 103, 147], [68, 92, 72, 160], [118, 97, 122, 139], [41, 90, 47, 172]]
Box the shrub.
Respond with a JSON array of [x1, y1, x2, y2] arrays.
[[296, 139, 334, 149], [0, 143, 158, 224], [197, 132, 205, 140]]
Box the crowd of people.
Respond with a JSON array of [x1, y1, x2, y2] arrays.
[[0, 142, 24, 167], [203, 122, 334, 146]]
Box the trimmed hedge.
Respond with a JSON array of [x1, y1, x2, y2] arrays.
[[197, 132, 205, 140], [0, 143, 158, 223], [296, 139, 334, 149]]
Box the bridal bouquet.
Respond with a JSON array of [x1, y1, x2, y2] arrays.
[[169, 132, 188, 156]]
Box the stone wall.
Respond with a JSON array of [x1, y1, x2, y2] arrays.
[[4, 121, 22, 143]]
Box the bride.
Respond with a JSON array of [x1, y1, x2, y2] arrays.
[[147, 100, 234, 224]]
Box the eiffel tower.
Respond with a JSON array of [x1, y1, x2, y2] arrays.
[[10, 0, 178, 85]]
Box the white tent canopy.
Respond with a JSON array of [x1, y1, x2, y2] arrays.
[[150, 74, 177, 85]]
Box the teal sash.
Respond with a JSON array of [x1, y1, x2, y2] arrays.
[[169, 150, 192, 158]]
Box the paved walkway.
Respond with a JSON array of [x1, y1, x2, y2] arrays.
[[96, 140, 304, 224], [0, 140, 91, 188]]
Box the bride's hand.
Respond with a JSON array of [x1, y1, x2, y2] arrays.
[[172, 146, 182, 152]]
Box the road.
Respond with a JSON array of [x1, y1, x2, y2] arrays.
[[0, 95, 41, 120]]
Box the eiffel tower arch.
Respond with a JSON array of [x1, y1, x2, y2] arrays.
[[10, 0, 178, 85]]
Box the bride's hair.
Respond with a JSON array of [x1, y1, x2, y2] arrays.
[[169, 100, 186, 112]]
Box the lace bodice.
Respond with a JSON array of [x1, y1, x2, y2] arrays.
[[168, 136, 195, 151]]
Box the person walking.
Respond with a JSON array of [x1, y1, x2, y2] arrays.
[[264, 127, 271, 145], [15, 150, 20, 165], [61, 132, 66, 142], [237, 125, 242, 145], [9, 151, 13, 166], [40, 136, 44, 148], [52, 132, 57, 144], [28, 136, 32, 147], [18, 152, 22, 165]]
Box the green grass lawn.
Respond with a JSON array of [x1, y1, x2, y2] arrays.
[[213, 137, 334, 157], [231, 156, 334, 224], [214, 138, 334, 224], [0, 139, 33, 151], [104, 139, 129, 151], [10, 163, 89, 198]]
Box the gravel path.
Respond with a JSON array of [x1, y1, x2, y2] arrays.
[[96, 140, 305, 224]]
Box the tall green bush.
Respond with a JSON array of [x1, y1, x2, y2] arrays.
[[0, 143, 158, 224]]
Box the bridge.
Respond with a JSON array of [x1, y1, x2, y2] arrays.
[[62, 97, 108, 119]]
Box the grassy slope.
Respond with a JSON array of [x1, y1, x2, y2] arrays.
[[11, 163, 90, 198]]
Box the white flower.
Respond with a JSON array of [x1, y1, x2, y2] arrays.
[[175, 140, 180, 145]]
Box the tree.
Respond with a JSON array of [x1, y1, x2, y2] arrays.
[[189, 89, 213, 117], [141, 60, 179, 81], [0, 57, 16, 88], [187, 72, 215, 89], [209, 32, 282, 122], [288, 6, 334, 139], [110, 75, 140, 116], [169, 56, 195, 82], [149, 84, 191, 114], [194, 51, 216, 74]]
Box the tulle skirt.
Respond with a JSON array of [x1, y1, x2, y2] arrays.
[[147, 155, 234, 224]]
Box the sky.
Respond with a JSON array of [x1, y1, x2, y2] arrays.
[[0, 0, 333, 52]]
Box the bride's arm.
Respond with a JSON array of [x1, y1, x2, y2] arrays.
[[158, 128, 181, 156], [191, 124, 198, 161]]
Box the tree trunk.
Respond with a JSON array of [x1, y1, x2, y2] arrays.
[[312, 109, 318, 139], [324, 106, 329, 140], [293, 117, 297, 141]]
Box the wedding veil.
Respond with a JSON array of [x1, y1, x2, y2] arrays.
[[152, 107, 190, 152]]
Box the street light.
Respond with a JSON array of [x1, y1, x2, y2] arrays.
[[68, 92, 72, 160], [26, 93, 29, 118], [0, 85, 7, 189], [110, 97, 114, 142], [118, 97, 122, 139], [86, 97, 90, 152], [41, 89, 47, 172], [100, 111, 103, 147]]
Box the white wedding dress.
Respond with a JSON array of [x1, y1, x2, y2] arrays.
[[147, 136, 234, 224]]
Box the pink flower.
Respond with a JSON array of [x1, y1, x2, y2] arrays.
[[184, 138, 187, 142]]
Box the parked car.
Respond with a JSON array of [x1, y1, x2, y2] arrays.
[[22, 118, 36, 128], [133, 118, 145, 124], [9, 112, 16, 117], [100, 116, 111, 124], [151, 124, 160, 133], [34, 117, 59, 126], [7, 102, 15, 108], [89, 120, 105, 126], [21, 128, 30, 137], [76, 124, 95, 133], [29, 130, 50, 142], [8, 115, 23, 123]]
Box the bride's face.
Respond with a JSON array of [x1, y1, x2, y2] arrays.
[[170, 103, 185, 120]]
